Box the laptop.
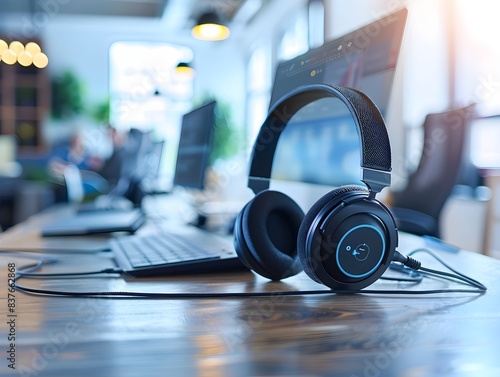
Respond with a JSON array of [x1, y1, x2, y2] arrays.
[[41, 208, 145, 237], [39, 159, 145, 237]]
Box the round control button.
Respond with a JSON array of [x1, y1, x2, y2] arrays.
[[336, 224, 385, 278]]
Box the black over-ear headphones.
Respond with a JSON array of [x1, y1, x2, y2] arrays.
[[234, 84, 398, 291]]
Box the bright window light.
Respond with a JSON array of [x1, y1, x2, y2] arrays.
[[470, 117, 500, 168]]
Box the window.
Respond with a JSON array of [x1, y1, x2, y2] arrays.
[[109, 41, 193, 134], [276, 10, 308, 61], [454, 0, 500, 168], [109, 41, 194, 183], [245, 8, 310, 149], [245, 42, 272, 148]]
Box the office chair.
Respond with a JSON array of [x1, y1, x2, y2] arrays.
[[62, 163, 111, 203], [389, 104, 476, 238]]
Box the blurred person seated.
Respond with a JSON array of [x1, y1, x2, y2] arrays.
[[48, 130, 111, 201], [48, 126, 157, 207]]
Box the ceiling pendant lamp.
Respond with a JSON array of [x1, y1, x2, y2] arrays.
[[175, 61, 195, 78], [191, 11, 230, 41]]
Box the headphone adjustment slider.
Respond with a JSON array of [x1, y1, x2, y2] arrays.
[[248, 176, 271, 194], [361, 168, 391, 194]]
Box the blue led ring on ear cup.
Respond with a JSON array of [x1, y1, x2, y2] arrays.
[[336, 224, 386, 279]]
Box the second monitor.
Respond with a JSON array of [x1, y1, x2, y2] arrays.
[[173, 100, 217, 190]]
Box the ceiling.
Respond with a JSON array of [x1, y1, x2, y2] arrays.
[[0, 0, 262, 26], [0, 0, 169, 18]]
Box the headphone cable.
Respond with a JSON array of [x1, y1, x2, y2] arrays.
[[12, 248, 486, 298], [392, 248, 487, 291]]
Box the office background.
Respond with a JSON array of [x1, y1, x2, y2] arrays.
[[0, 0, 498, 255]]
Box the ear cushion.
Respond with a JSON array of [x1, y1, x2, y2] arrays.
[[297, 185, 368, 282], [234, 190, 305, 280]]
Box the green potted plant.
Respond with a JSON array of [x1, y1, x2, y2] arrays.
[[51, 70, 85, 120]]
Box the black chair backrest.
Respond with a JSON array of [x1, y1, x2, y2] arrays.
[[391, 104, 476, 233]]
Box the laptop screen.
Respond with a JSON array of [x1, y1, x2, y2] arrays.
[[269, 9, 408, 187]]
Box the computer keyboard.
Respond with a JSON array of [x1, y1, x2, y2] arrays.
[[110, 226, 246, 277]]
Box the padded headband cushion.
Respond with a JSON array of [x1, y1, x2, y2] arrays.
[[239, 190, 305, 280], [297, 185, 368, 282]]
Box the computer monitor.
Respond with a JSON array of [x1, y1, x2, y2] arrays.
[[173, 101, 217, 190], [270, 8, 408, 187]]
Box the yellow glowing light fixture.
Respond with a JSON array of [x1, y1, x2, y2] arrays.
[[25, 42, 41, 56], [1, 49, 17, 65], [9, 41, 24, 55], [0, 39, 8, 55], [17, 51, 33, 67], [33, 52, 49, 68], [175, 62, 195, 78], [192, 11, 230, 41], [0, 40, 48, 68]]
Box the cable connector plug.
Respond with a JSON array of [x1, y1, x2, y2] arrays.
[[393, 250, 421, 270]]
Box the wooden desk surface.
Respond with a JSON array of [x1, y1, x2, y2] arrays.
[[1, 210, 499, 376]]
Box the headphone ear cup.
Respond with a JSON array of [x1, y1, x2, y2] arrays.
[[234, 190, 305, 280], [297, 185, 368, 283]]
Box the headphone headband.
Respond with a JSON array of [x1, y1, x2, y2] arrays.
[[248, 84, 392, 194]]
